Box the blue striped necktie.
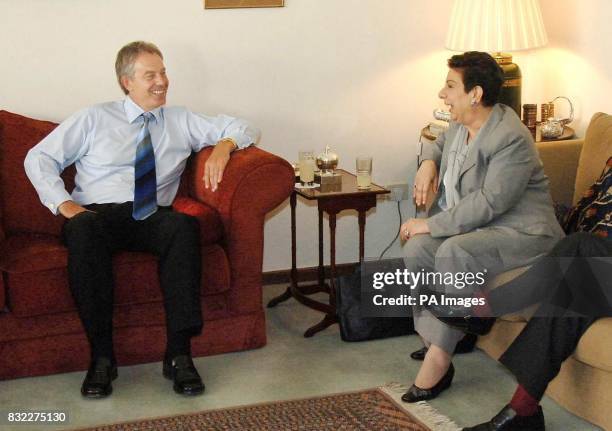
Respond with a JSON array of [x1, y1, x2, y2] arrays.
[[132, 112, 157, 220]]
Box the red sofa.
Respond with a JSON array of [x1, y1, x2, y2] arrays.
[[0, 110, 294, 380]]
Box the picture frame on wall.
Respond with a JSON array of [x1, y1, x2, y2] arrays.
[[204, 0, 284, 8]]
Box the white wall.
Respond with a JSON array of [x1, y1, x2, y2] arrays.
[[1, 0, 610, 271], [519, 0, 612, 132]]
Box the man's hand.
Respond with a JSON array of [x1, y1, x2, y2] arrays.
[[58, 201, 90, 219], [203, 138, 236, 192], [400, 218, 430, 241], [413, 160, 438, 207]]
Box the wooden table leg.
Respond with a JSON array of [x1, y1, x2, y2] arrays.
[[328, 211, 337, 307], [267, 191, 297, 308], [318, 207, 325, 289], [358, 209, 366, 264], [303, 210, 338, 337], [303, 314, 338, 338]]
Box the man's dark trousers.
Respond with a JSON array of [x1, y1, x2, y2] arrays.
[[490, 232, 612, 400], [62, 202, 203, 361]]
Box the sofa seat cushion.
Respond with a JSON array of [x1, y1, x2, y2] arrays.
[[574, 317, 612, 372], [485, 317, 612, 373], [0, 233, 230, 317], [0, 291, 232, 345], [0, 233, 67, 273]]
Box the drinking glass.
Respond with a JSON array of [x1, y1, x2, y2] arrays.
[[355, 157, 372, 190], [299, 151, 315, 186], [356, 156, 372, 189]]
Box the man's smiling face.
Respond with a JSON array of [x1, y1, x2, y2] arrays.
[[122, 52, 169, 112]]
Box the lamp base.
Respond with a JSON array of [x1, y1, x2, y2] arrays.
[[493, 52, 522, 118]]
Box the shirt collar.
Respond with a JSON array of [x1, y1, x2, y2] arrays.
[[124, 96, 163, 124]]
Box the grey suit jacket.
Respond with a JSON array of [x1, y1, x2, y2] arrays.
[[423, 104, 564, 240]]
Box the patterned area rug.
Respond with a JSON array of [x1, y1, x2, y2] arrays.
[[77, 386, 460, 431]]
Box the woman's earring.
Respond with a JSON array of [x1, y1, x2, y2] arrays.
[[471, 99, 477, 106]]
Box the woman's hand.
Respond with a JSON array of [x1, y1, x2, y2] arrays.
[[413, 160, 439, 206], [400, 218, 430, 241]]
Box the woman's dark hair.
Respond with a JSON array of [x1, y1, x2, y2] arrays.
[[447, 51, 504, 107]]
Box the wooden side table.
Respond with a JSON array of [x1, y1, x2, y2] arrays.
[[267, 169, 389, 337]]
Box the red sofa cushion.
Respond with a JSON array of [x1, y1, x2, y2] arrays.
[[0, 195, 223, 273], [1, 235, 230, 318], [0, 110, 71, 236]]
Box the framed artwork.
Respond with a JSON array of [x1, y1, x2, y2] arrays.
[[204, 0, 284, 8]]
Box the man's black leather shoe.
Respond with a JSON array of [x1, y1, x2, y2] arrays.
[[81, 357, 117, 399], [463, 404, 545, 430], [401, 363, 454, 403], [410, 333, 477, 361], [163, 355, 205, 396]]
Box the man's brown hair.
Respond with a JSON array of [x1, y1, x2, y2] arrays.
[[115, 41, 163, 95]]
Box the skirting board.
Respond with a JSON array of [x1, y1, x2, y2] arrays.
[[262, 262, 359, 285]]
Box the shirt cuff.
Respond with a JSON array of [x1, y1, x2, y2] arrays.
[[224, 126, 260, 150], [44, 191, 73, 215]]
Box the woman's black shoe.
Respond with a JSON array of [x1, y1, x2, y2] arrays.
[[401, 363, 454, 403], [410, 334, 477, 361], [410, 347, 428, 361], [463, 404, 545, 430]]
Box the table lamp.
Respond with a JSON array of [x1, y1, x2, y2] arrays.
[[445, 0, 548, 117]]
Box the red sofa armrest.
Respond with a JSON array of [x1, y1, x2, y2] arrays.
[[188, 146, 294, 312]]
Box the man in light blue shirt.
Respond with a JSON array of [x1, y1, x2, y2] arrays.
[[24, 41, 259, 399]]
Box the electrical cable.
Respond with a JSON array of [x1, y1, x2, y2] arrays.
[[378, 200, 402, 260], [378, 132, 425, 261]]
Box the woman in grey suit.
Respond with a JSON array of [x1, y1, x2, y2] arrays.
[[399, 52, 564, 403]]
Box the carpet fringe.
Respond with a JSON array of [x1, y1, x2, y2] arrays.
[[380, 382, 462, 431]]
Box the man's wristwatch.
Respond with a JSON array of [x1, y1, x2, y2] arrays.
[[218, 137, 238, 152]]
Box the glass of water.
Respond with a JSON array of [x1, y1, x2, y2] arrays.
[[299, 151, 316, 186], [356, 156, 372, 189]]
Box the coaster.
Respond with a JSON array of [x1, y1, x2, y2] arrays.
[[295, 182, 320, 189]]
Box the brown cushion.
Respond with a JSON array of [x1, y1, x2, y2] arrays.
[[574, 113, 612, 204], [537, 140, 582, 207]]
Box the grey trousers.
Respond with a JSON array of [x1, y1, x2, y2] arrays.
[[403, 226, 561, 354]]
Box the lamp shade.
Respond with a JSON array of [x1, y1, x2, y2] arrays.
[[446, 0, 548, 52]]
